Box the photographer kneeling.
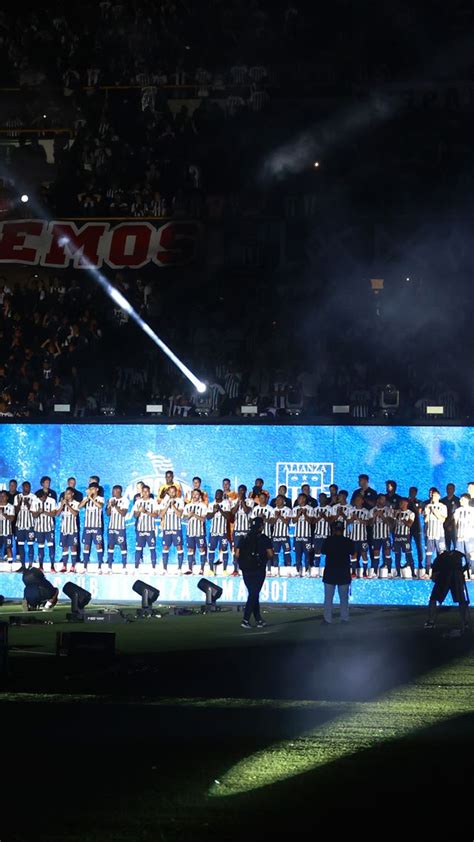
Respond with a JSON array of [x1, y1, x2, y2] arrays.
[[22, 567, 59, 612]]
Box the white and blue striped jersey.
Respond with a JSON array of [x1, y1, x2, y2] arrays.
[[348, 506, 370, 541], [83, 497, 104, 529], [272, 506, 292, 539], [394, 510, 415, 539], [453, 507, 474, 540], [208, 499, 231, 537], [292, 505, 314, 540], [424, 502, 447, 540], [313, 506, 331, 538], [60, 500, 79, 535], [32, 496, 56, 532], [330, 503, 350, 536], [370, 506, 393, 540], [107, 497, 129, 530], [251, 504, 274, 538], [133, 499, 158, 532], [0, 503, 14, 535], [224, 372, 241, 398], [232, 499, 254, 532], [160, 497, 184, 531], [183, 502, 208, 537], [14, 493, 36, 530]]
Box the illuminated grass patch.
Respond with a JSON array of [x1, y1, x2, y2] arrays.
[[209, 654, 474, 797]]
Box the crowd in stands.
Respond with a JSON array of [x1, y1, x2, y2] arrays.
[[0, 2, 472, 420], [0, 0, 296, 220], [1, 0, 474, 221], [0, 269, 469, 421]]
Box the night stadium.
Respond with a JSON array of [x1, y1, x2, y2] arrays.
[[0, 2, 473, 840]]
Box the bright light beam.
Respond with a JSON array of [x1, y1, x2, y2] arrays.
[[59, 238, 206, 393]]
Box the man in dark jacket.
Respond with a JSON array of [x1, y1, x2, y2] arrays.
[[235, 517, 273, 629], [321, 522, 355, 624], [22, 567, 59, 611], [425, 549, 471, 632]]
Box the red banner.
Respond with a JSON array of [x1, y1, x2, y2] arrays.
[[0, 219, 200, 269]]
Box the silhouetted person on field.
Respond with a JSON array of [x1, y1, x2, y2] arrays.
[[235, 517, 273, 629], [321, 522, 355, 624], [425, 549, 471, 633]]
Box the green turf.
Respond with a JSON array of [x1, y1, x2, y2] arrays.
[[0, 600, 454, 655], [1, 602, 473, 840]]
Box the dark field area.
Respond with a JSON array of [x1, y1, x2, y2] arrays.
[[1, 602, 473, 841]]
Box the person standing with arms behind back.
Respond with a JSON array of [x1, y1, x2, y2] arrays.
[[235, 517, 273, 629], [441, 483, 460, 551], [423, 489, 447, 576], [408, 486, 424, 572], [321, 522, 355, 625]]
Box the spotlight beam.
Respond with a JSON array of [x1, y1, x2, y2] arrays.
[[59, 239, 206, 393]]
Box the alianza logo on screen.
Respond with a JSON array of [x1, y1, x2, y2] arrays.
[[276, 462, 334, 500]]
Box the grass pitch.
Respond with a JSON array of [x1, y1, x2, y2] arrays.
[[1, 602, 473, 841]]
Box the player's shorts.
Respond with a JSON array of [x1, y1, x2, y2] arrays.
[[294, 538, 312, 557], [313, 537, 328, 554], [108, 528, 127, 550], [163, 529, 183, 549], [61, 533, 78, 549], [16, 528, 35, 545], [0, 535, 12, 553], [36, 530, 55, 546], [209, 535, 228, 552], [455, 539, 474, 558], [426, 537, 445, 556], [393, 538, 412, 555], [371, 537, 392, 554], [352, 540, 369, 556], [83, 528, 104, 546], [136, 531, 156, 549], [187, 536, 207, 554], [272, 539, 291, 555], [233, 531, 247, 549]]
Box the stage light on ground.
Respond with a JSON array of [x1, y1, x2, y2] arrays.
[[132, 579, 160, 618], [332, 405, 350, 414], [20, 194, 29, 203], [426, 405, 444, 416], [63, 582, 91, 620], [54, 403, 71, 413], [146, 404, 163, 415], [197, 578, 223, 612], [241, 405, 258, 415]]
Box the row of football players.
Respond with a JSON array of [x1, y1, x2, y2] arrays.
[[234, 485, 474, 577], [1, 477, 473, 576]]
